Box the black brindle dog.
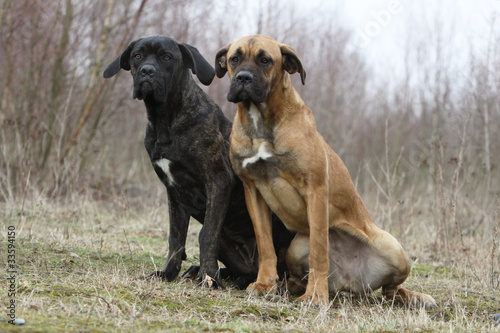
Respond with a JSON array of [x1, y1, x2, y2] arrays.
[[103, 36, 294, 288]]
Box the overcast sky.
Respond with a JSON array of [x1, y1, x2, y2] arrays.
[[217, 0, 500, 83], [335, 0, 500, 79]]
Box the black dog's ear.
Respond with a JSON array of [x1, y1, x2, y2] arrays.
[[280, 44, 306, 85], [103, 40, 137, 78], [215, 43, 231, 79], [178, 43, 215, 86]]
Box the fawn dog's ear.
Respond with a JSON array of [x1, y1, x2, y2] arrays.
[[280, 43, 306, 85], [215, 43, 232, 79]]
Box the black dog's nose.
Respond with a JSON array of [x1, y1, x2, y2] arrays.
[[235, 71, 253, 84], [140, 65, 156, 76]]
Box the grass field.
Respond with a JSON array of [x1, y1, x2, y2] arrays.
[[1, 194, 499, 332]]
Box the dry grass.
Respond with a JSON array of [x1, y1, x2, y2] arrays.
[[1, 194, 498, 332]]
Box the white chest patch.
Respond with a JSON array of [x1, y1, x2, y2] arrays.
[[249, 103, 261, 129], [155, 158, 175, 185], [242, 143, 273, 168]]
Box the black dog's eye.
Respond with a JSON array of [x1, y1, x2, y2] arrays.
[[163, 55, 171, 61], [134, 54, 141, 60]]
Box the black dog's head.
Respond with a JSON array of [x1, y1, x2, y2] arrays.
[[215, 35, 305, 104], [103, 36, 215, 102]]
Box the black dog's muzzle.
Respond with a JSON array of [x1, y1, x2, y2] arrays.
[[133, 64, 163, 101], [140, 64, 157, 77]]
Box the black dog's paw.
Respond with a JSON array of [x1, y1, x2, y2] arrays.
[[230, 276, 255, 290], [147, 270, 166, 280], [181, 265, 224, 289], [183, 266, 233, 290], [148, 270, 177, 282], [194, 265, 225, 289], [181, 265, 200, 280], [198, 272, 225, 289]]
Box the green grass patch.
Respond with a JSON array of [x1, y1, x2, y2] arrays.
[[1, 201, 499, 332]]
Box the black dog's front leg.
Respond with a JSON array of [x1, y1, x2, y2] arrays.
[[197, 172, 234, 288], [151, 194, 190, 281]]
